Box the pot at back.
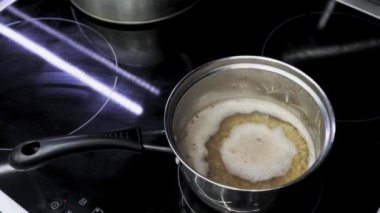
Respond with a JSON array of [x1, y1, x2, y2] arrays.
[[71, 0, 199, 24]]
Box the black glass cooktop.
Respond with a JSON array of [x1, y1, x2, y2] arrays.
[[0, 0, 379, 212]]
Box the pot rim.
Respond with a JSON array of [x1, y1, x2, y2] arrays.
[[164, 55, 336, 192], [70, 0, 200, 25]]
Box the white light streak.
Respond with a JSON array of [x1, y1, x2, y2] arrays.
[[7, 6, 160, 95], [0, 23, 143, 115], [0, 0, 16, 12], [0, 190, 28, 213]]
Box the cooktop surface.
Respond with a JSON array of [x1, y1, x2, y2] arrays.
[[0, 0, 379, 212]]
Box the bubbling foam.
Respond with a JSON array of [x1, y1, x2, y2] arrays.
[[178, 98, 315, 179], [220, 123, 297, 182]]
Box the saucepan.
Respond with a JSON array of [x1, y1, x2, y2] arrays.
[[9, 56, 335, 212], [71, 0, 200, 24]]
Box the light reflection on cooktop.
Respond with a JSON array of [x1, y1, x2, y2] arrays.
[[0, 18, 123, 147], [262, 12, 380, 122]]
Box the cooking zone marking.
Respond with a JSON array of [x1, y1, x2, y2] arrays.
[[0, 23, 143, 115], [6, 6, 160, 95]]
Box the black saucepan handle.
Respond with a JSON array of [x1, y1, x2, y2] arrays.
[[10, 128, 143, 170]]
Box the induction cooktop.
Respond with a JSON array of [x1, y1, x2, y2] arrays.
[[0, 0, 379, 212]]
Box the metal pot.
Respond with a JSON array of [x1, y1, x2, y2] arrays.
[[9, 56, 335, 212], [165, 56, 335, 212], [71, 0, 199, 24]]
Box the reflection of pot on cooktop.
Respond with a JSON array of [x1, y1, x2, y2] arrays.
[[177, 166, 324, 213], [262, 12, 380, 122], [72, 8, 180, 68]]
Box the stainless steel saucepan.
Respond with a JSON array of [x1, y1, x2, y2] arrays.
[[10, 56, 335, 212], [71, 0, 200, 24]]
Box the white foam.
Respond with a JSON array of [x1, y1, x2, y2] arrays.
[[220, 123, 297, 182], [178, 98, 316, 177]]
